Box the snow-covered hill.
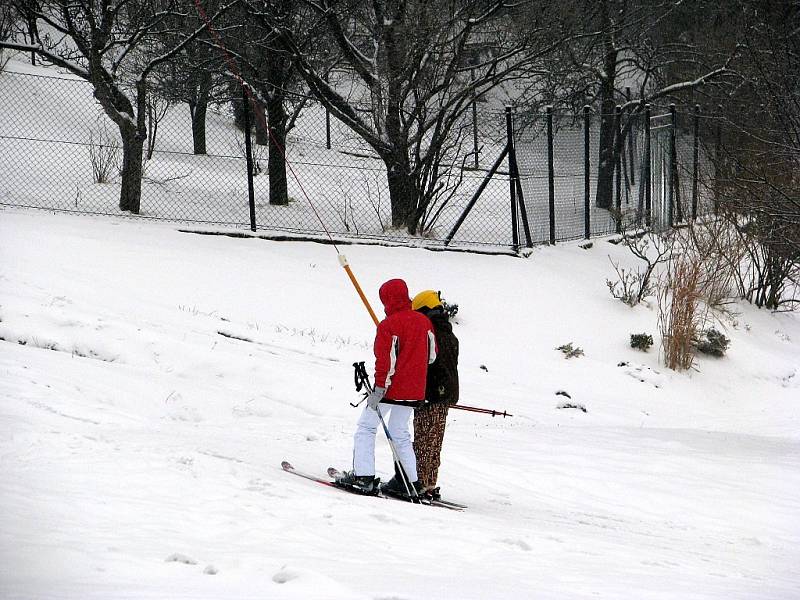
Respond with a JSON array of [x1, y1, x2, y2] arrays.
[[1, 208, 799, 599]]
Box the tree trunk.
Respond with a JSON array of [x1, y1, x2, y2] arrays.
[[189, 71, 212, 155], [595, 0, 617, 210], [92, 79, 145, 215], [190, 101, 208, 155], [253, 100, 269, 146], [596, 107, 616, 210], [385, 152, 415, 229], [266, 94, 288, 205], [231, 80, 247, 131], [27, 14, 38, 66], [119, 128, 144, 214]]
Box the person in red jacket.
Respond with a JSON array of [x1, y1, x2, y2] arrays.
[[337, 278, 437, 496]]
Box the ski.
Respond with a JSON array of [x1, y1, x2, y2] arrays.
[[281, 462, 464, 510], [282, 461, 385, 499], [380, 487, 467, 510], [327, 466, 465, 511], [280, 460, 341, 489], [427, 497, 468, 510]]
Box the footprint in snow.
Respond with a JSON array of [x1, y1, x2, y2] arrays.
[[245, 478, 274, 493], [165, 553, 197, 565], [370, 513, 402, 524], [489, 497, 512, 507], [232, 397, 274, 418], [166, 405, 203, 423], [497, 538, 532, 551], [618, 362, 666, 388], [272, 566, 301, 584]]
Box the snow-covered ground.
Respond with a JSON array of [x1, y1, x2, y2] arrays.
[[1, 208, 799, 599]]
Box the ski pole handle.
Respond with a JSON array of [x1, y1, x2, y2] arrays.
[[350, 362, 373, 407]]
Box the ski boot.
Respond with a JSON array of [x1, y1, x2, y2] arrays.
[[420, 486, 441, 502], [379, 476, 423, 500], [335, 471, 379, 495]]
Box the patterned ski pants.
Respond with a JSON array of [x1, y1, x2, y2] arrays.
[[413, 402, 450, 489]]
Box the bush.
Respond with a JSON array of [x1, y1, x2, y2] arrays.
[[87, 119, 120, 184], [606, 264, 653, 306], [693, 328, 730, 357], [606, 232, 672, 307], [556, 343, 584, 359], [630, 333, 653, 351]]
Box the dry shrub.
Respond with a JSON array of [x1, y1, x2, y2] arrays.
[[657, 221, 740, 371], [659, 251, 704, 370], [687, 219, 740, 313], [607, 231, 672, 306], [234, 135, 265, 176], [87, 119, 120, 184]]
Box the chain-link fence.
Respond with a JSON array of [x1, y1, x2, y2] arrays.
[[0, 68, 717, 250], [511, 106, 717, 245]]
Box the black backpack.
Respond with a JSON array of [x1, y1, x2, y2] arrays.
[[426, 311, 459, 404]]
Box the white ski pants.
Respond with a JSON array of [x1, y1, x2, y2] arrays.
[[353, 403, 417, 481]]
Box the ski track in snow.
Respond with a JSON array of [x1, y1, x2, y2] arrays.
[[1, 209, 799, 599]]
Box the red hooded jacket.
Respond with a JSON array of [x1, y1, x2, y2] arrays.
[[374, 279, 437, 402]]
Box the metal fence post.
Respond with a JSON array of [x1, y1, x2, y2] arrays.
[[583, 105, 591, 239], [324, 73, 332, 150], [644, 104, 651, 228], [471, 67, 479, 169], [714, 118, 722, 215], [325, 108, 331, 150], [668, 104, 676, 227], [674, 105, 683, 223], [242, 85, 257, 232], [546, 106, 556, 244], [692, 104, 700, 220], [626, 88, 635, 185], [506, 106, 519, 250], [614, 105, 622, 234]]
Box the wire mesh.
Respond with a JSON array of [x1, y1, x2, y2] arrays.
[[1, 68, 719, 249]]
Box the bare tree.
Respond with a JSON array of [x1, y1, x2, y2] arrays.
[[516, 0, 738, 212], [708, 0, 800, 309], [263, 0, 570, 233], [0, 0, 235, 213], [0, 5, 17, 71], [147, 0, 233, 156], [220, 0, 323, 206]]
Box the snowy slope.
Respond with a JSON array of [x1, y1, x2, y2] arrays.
[[1, 208, 799, 599]]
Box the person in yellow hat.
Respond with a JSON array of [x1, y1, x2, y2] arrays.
[[408, 289, 459, 501]]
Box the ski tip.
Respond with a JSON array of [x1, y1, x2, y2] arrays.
[[281, 461, 293, 471]]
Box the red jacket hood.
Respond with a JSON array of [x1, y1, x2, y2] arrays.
[[379, 279, 411, 316]]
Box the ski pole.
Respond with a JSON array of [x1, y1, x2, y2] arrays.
[[450, 404, 513, 418], [355, 361, 512, 417], [375, 406, 422, 504]]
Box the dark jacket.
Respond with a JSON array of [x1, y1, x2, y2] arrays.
[[422, 307, 459, 404], [374, 279, 437, 401]]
